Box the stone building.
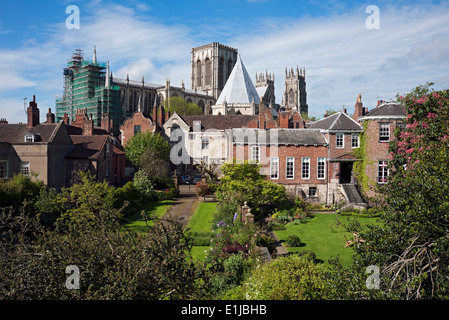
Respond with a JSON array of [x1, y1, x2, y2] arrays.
[[0, 96, 73, 189], [211, 55, 260, 115], [282, 66, 308, 116], [191, 42, 239, 100]]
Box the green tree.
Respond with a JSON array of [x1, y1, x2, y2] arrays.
[[57, 171, 118, 227], [217, 159, 287, 218], [124, 131, 170, 169], [241, 255, 331, 300], [165, 96, 203, 115]]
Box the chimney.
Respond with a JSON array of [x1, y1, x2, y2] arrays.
[[158, 104, 164, 126], [82, 114, 94, 136], [0, 118, 8, 124], [63, 113, 69, 125], [27, 95, 40, 127], [324, 110, 329, 118], [343, 108, 347, 114], [152, 103, 158, 128], [258, 98, 266, 129], [279, 111, 290, 129], [101, 113, 112, 133], [353, 94, 363, 121], [46, 108, 55, 123]]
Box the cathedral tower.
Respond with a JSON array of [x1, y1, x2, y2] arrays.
[[283, 66, 308, 116], [191, 42, 238, 100]]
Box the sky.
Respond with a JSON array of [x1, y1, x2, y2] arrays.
[[1, 0, 449, 123]]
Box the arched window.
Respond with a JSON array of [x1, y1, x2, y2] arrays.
[[198, 100, 205, 112], [218, 58, 224, 88], [196, 60, 202, 87], [288, 89, 295, 105], [205, 58, 211, 86]]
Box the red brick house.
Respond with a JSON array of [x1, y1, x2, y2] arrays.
[[356, 101, 406, 199], [229, 128, 329, 203]]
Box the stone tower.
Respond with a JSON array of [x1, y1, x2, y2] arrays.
[[283, 66, 308, 116], [191, 42, 238, 100], [255, 71, 276, 106]]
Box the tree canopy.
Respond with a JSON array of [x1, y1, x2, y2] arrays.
[[165, 96, 203, 115]]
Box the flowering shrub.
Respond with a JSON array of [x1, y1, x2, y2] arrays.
[[195, 181, 209, 197]]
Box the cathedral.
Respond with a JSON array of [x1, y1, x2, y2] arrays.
[[55, 42, 308, 134]]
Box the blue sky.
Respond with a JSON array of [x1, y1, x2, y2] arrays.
[[1, 0, 449, 123]]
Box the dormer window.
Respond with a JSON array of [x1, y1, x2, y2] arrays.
[[24, 133, 40, 142]]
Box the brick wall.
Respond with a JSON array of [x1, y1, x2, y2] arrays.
[[120, 111, 157, 146]]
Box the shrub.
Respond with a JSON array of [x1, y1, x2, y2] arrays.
[[195, 181, 209, 197], [286, 234, 302, 247], [255, 233, 276, 254], [133, 169, 155, 202]]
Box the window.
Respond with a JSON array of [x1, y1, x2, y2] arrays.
[[202, 136, 209, 150], [205, 58, 211, 86], [134, 125, 141, 136], [302, 157, 310, 179], [378, 161, 389, 184], [21, 162, 30, 176], [0, 160, 7, 179], [308, 187, 317, 197], [317, 157, 326, 180], [336, 133, 344, 148], [379, 123, 390, 142], [24, 134, 34, 143], [286, 157, 294, 179], [251, 146, 260, 164], [270, 157, 279, 179], [202, 156, 209, 164], [351, 133, 360, 148], [197, 60, 202, 87]]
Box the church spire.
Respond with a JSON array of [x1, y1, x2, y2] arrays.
[[93, 45, 97, 64]]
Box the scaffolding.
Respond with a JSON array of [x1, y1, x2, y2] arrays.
[[55, 49, 123, 135]]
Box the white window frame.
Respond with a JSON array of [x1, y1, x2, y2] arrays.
[[336, 133, 344, 149], [270, 157, 279, 180], [379, 123, 390, 142], [251, 145, 260, 164], [317, 157, 326, 180], [286, 157, 295, 179], [202, 135, 210, 150], [21, 162, 30, 176], [351, 133, 360, 148], [378, 160, 389, 184], [301, 157, 310, 179], [24, 134, 34, 143]]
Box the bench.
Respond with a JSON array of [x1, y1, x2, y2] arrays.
[[203, 194, 217, 202]]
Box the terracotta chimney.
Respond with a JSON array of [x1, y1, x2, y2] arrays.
[[258, 98, 266, 129], [62, 113, 69, 125], [46, 108, 55, 124], [27, 95, 40, 127], [279, 111, 290, 129], [101, 113, 112, 133], [353, 94, 363, 121], [0, 118, 8, 124], [82, 114, 94, 136], [152, 103, 158, 128]]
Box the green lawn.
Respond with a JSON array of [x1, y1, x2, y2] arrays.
[[187, 202, 217, 261], [274, 213, 379, 268], [186, 202, 217, 232], [122, 200, 174, 233]]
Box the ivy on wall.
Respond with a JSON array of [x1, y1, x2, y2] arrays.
[[352, 121, 375, 196]]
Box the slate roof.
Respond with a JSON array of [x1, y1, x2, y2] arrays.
[[66, 135, 108, 160], [362, 102, 405, 118], [216, 55, 260, 105], [0, 123, 61, 144], [308, 111, 362, 131], [231, 128, 327, 146], [179, 114, 258, 131]]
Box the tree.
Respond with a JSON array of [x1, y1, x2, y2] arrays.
[[165, 96, 203, 115], [241, 255, 331, 300], [124, 131, 170, 170], [217, 159, 287, 218]]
